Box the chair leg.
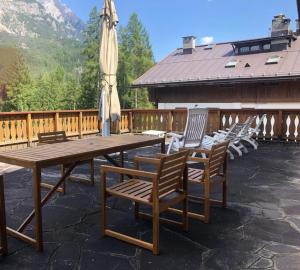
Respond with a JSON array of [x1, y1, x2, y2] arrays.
[[134, 202, 139, 219], [222, 180, 227, 208], [61, 165, 66, 195], [152, 206, 160, 255], [100, 172, 107, 236], [182, 196, 188, 231], [90, 159, 95, 185], [204, 181, 210, 223]]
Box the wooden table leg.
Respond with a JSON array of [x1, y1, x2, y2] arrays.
[[120, 151, 124, 182], [33, 166, 43, 251], [0, 175, 8, 255]]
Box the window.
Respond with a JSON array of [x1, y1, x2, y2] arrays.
[[225, 60, 238, 68], [263, 44, 271, 50], [204, 44, 215, 50], [250, 45, 260, 52], [240, 46, 250, 53], [266, 55, 280, 64]]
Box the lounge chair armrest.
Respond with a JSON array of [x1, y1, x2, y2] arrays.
[[101, 165, 156, 179], [166, 132, 184, 139]]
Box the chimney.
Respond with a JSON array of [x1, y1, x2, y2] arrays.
[[296, 0, 300, 35], [182, 36, 196, 54], [271, 14, 291, 37]]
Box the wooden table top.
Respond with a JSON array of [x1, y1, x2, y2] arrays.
[[0, 135, 164, 168]]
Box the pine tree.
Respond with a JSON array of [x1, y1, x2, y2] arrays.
[[79, 7, 101, 109], [118, 13, 155, 109], [35, 66, 66, 110], [4, 54, 37, 111]]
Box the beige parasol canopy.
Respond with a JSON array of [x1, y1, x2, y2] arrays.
[[99, 0, 120, 135]]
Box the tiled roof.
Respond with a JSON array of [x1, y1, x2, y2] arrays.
[[132, 37, 300, 87]]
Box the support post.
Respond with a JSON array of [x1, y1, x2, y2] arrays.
[[54, 112, 60, 132], [27, 113, 32, 147], [79, 111, 83, 139]]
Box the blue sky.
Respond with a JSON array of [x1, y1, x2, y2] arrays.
[[63, 0, 297, 61]]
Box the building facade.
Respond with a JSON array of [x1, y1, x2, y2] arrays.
[[133, 14, 300, 110]]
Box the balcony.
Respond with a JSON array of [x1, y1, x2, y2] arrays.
[[0, 108, 300, 269]]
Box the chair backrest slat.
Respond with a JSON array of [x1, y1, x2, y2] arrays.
[[208, 141, 229, 178], [183, 108, 208, 147], [156, 151, 189, 199], [38, 131, 68, 144]]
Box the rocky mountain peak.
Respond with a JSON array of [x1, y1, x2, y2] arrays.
[[0, 0, 85, 40]]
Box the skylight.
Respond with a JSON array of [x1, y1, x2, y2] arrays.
[[225, 60, 238, 68], [204, 44, 215, 50], [266, 55, 281, 64]]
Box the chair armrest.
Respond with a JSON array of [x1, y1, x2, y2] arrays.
[[134, 156, 160, 165], [167, 132, 184, 139], [188, 156, 209, 164], [180, 147, 211, 155], [101, 165, 156, 179], [155, 153, 168, 158]]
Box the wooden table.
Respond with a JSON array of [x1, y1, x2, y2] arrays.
[[0, 134, 165, 251]]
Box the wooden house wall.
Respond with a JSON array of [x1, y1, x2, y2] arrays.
[[149, 81, 300, 104]]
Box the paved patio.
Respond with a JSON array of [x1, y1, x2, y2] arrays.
[[0, 142, 300, 270]]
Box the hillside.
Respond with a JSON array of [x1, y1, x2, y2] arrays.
[[0, 0, 85, 76]]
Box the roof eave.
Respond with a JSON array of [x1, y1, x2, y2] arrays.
[[131, 75, 300, 88]]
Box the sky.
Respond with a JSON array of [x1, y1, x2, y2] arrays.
[[63, 0, 297, 61]]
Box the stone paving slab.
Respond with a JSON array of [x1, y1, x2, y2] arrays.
[[0, 143, 300, 269]]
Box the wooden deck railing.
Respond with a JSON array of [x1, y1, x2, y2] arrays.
[[0, 108, 299, 149]]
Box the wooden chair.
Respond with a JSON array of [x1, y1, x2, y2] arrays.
[[100, 150, 189, 255], [167, 108, 208, 154], [38, 131, 95, 194], [171, 141, 230, 223], [0, 175, 8, 255]]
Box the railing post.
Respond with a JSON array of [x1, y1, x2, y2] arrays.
[[79, 111, 83, 139], [129, 111, 133, 133], [167, 111, 173, 132], [54, 112, 60, 132], [27, 113, 32, 146]]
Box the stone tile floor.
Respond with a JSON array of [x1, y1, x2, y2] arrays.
[[0, 142, 300, 270]]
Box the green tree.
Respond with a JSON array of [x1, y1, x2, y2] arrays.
[[5, 54, 37, 111], [79, 7, 101, 109], [118, 13, 155, 109], [35, 65, 66, 110]]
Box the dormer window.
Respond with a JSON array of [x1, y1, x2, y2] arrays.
[[250, 45, 260, 52], [225, 60, 238, 68], [240, 47, 250, 53], [266, 55, 280, 64]]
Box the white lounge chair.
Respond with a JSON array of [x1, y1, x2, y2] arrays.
[[167, 108, 208, 154], [240, 114, 267, 150], [202, 117, 253, 159]]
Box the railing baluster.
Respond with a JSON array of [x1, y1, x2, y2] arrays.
[[286, 115, 291, 141], [294, 115, 299, 142]]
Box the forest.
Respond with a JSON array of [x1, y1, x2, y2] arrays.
[[3, 8, 154, 112]]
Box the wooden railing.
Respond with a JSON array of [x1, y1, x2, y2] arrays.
[[0, 108, 299, 149]]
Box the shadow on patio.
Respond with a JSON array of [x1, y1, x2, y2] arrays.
[[1, 142, 300, 270]]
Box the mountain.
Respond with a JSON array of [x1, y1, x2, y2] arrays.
[[0, 0, 86, 76]]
